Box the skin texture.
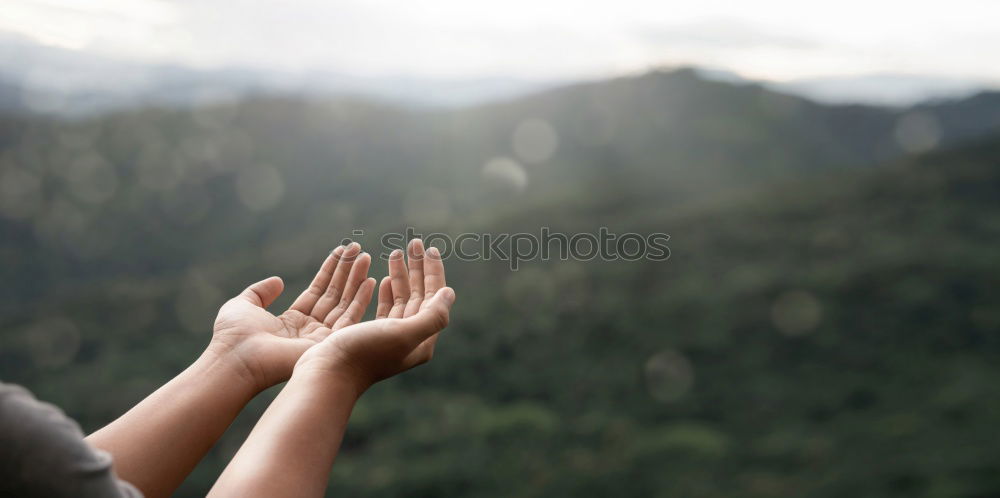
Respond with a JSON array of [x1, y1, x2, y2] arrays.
[[85, 242, 384, 498], [209, 239, 455, 498]]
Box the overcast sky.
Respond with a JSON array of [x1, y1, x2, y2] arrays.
[[4, 0, 1000, 83]]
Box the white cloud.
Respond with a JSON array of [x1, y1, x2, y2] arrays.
[[2, 0, 1000, 83], [1, 0, 176, 50]]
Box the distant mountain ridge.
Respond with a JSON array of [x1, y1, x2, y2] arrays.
[[3, 51, 1000, 495], [0, 34, 557, 116], [693, 67, 997, 106], [774, 73, 991, 106], [1, 67, 999, 303], [3, 97, 1000, 496], [2, 34, 997, 116]]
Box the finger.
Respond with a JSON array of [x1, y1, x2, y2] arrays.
[[324, 252, 371, 326], [334, 278, 376, 329], [237, 276, 285, 308], [388, 249, 409, 318], [375, 276, 393, 319], [411, 301, 447, 356], [289, 246, 343, 314], [310, 242, 360, 320], [404, 239, 425, 317], [423, 246, 446, 300], [398, 286, 455, 345]]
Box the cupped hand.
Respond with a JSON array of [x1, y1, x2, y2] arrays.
[[210, 242, 377, 391], [295, 239, 456, 393]]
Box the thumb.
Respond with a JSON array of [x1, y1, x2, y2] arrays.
[[405, 287, 455, 342], [238, 276, 285, 308]]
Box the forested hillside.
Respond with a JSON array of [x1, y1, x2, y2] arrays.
[[1, 69, 999, 496]]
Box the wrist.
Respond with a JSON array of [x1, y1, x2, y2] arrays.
[[198, 344, 269, 396], [291, 358, 370, 401]]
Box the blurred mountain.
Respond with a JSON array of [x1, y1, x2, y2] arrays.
[[0, 35, 556, 115], [1, 66, 1000, 495], [773, 73, 993, 106], [691, 66, 997, 107], [1, 67, 1000, 305], [4, 35, 997, 116], [0, 77, 25, 113]]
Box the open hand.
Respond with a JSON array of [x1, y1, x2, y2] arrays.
[[295, 239, 456, 393], [210, 242, 377, 391]]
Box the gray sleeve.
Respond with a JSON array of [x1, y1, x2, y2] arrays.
[[0, 382, 143, 498]]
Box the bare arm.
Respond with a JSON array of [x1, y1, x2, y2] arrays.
[[86, 244, 375, 497], [85, 351, 258, 497], [206, 367, 361, 497], [210, 240, 455, 497]]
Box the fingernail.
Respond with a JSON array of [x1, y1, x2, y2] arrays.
[[390, 249, 402, 259], [428, 247, 440, 258]]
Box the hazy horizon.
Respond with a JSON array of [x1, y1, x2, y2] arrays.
[[1, 30, 996, 113]]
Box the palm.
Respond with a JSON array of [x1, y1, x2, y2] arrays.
[[297, 239, 454, 387], [216, 302, 323, 346], [211, 243, 376, 389]]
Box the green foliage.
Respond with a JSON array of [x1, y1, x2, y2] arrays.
[[1, 69, 999, 496]]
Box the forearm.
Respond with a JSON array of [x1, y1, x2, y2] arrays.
[[208, 367, 361, 498], [86, 349, 260, 498]]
